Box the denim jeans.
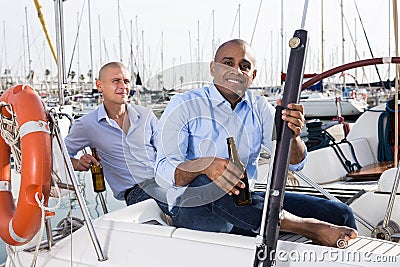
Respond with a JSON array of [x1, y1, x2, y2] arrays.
[[125, 179, 171, 216], [170, 175, 356, 235]]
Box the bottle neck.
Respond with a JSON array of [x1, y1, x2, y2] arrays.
[[91, 148, 99, 161]]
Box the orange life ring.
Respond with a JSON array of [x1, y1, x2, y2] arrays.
[[0, 84, 51, 246]]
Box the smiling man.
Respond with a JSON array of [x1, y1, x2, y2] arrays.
[[64, 62, 169, 210], [155, 39, 358, 247]]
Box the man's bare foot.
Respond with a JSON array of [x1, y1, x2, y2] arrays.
[[304, 221, 358, 247], [280, 210, 358, 248]]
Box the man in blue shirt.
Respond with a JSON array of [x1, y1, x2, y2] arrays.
[[65, 62, 167, 209], [156, 39, 357, 247]]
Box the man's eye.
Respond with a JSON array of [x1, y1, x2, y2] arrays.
[[223, 62, 233, 66]]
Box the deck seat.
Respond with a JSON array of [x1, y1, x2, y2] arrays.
[[300, 137, 376, 185], [101, 198, 170, 225]]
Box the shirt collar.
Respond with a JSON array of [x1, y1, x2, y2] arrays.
[[97, 103, 140, 123], [97, 103, 108, 122], [126, 103, 140, 123], [209, 82, 254, 110]]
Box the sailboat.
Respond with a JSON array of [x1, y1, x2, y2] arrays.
[[278, 73, 369, 118], [2, 1, 400, 267], [3, 35, 400, 267]]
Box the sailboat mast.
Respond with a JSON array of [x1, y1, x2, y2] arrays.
[[212, 10, 215, 58], [25, 7, 32, 84], [389, 0, 392, 80], [87, 0, 95, 90], [118, 0, 123, 63], [142, 30, 145, 83], [341, 0, 346, 88], [22, 26, 26, 83], [54, 0, 67, 104], [130, 20, 134, 89], [321, 0, 324, 72], [280, 0, 284, 84], [3, 21, 9, 86], [161, 31, 164, 73], [354, 18, 357, 79], [98, 15, 102, 65], [238, 4, 241, 38], [77, 12, 80, 92]]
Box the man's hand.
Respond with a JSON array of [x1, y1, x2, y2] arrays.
[[175, 157, 245, 195], [204, 157, 245, 195], [276, 99, 305, 137], [71, 153, 100, 171]]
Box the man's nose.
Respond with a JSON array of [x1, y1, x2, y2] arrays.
[[232, 65, 243, 75], [118, 80, 128, 88]]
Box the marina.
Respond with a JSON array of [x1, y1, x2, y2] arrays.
[[1, 0, 400, 266]]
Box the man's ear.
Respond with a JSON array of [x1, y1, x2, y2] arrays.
[[96, 80, 102, 92], [210, 61, 215, 77], [252, 69, 257, 80]]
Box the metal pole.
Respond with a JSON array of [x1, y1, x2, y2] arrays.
[[98, 193, 109, 214], [52, 116, 107, 261], [54, 0, 67, 106], [295, 171, 375, 231], [382, 167, 400, 228]]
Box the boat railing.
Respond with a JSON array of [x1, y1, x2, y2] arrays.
[[46, 109, 107, 261]]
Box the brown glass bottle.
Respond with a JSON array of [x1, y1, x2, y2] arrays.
[[227, 137, 252, 206], [90, 148, 106, 192]]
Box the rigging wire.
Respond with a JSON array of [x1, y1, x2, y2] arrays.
[[229, 5, 240, 38], [300, 0, 309, 29], [66, 0, 86, 79], [250, 0, 263, 45], [339, 4, 370, 87], [353, 0, 385, 87]]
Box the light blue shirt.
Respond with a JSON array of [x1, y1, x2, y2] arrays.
[[65, 103, 158, 200], [155, 83, 307, 208]]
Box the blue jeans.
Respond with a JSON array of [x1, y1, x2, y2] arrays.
[[170, 175, 356, 235], [125, 179, 171, 216]]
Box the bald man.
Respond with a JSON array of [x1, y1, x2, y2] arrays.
[[156, 39, 357, 247]]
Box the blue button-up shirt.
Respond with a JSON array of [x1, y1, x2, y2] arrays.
[[155, 83, 306, 208], [65, 103, 158, 200]]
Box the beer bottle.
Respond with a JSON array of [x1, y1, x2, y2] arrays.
[[227, 137, 252, 206], [90, 148, 106, 192]]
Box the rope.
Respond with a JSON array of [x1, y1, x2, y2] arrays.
[[0, 103, 22, 174], [325, 131, 361, 173], [6, 245, 16, 267], [30, 190, 62, 267]]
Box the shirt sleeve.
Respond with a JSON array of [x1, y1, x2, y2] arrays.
[[257, 96, 308, 172], [64, 118, 91, 158], [288, 143, 308, 171], [155, 95, 190, 189], [148, 110, 159, 152]]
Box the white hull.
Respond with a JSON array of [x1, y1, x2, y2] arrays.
[[5, 199, 400, 266], [4, 103, 400, 267], [300, 96, 368, 118]]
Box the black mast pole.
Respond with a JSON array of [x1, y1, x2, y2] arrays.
[[253, 29, 308, 267]]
